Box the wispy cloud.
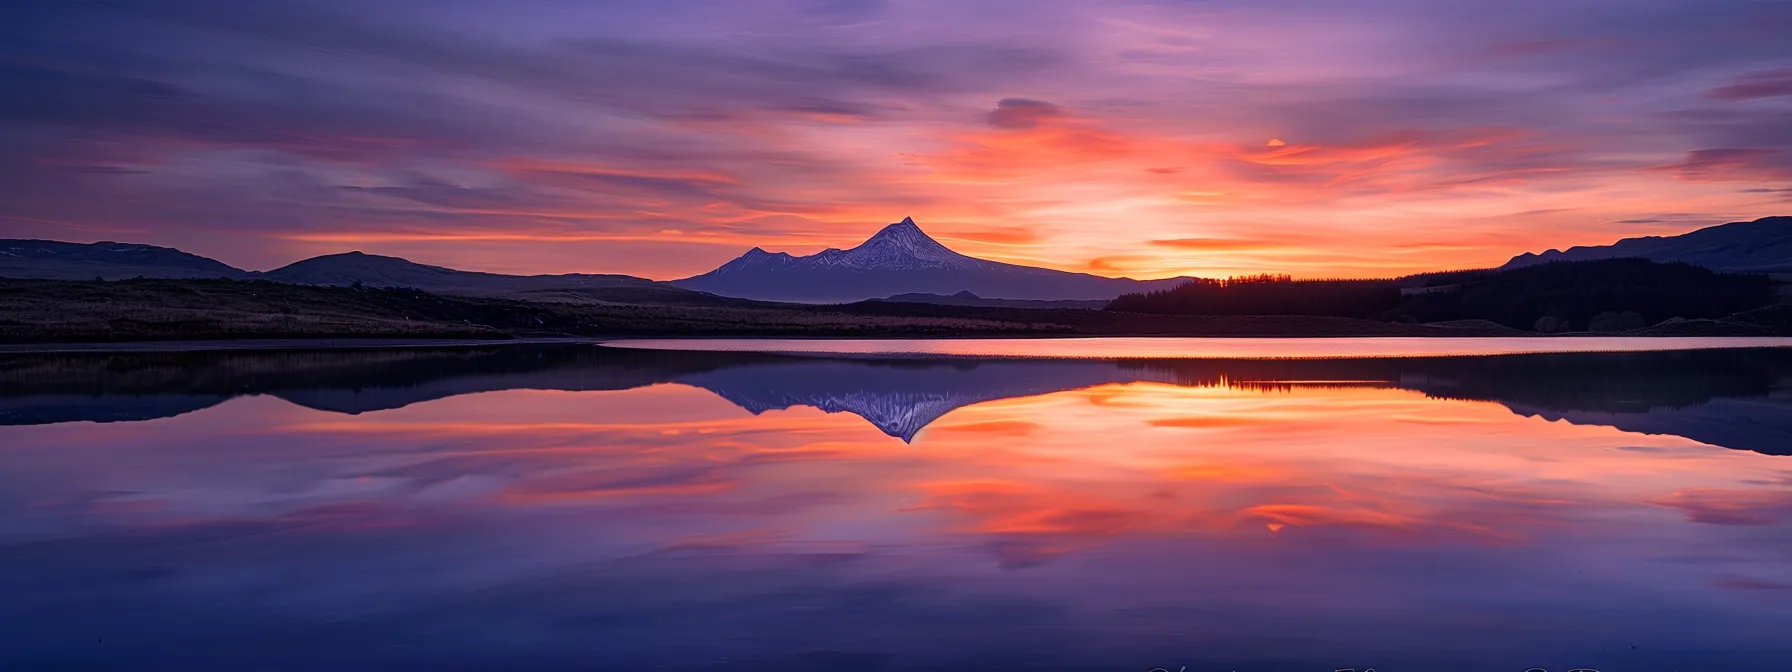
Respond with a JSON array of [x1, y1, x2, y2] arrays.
[[2, 0, 1789, 277]]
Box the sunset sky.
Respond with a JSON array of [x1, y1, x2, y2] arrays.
[[3, 0, 1790, 279]]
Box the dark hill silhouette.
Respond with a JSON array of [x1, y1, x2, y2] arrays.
[[0, 239, 247, 280], [264, 251, 649, 290], [672, 217, 1191, 302], [261, 251, 722, 305], [1502, 215, 1792, 273], [0, 240, 727, 306]]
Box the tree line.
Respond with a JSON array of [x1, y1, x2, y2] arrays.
[[1106, 259, 1777, 331]]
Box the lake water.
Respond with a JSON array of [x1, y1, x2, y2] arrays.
[[607, 335, 1792, 359], [3, 342, 1791, 670]]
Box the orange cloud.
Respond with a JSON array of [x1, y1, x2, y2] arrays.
[[1150, 237, 1290, 251], [1086, 254, 1152, 273], [937, 225, 1045, 246]]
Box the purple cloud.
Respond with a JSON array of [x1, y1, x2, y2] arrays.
[[1709, 69, 1792, 100], [2, 0, 1790, 277], [987, 98, 1063, 130]]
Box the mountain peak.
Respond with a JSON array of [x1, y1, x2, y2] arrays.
[[845, 217, 973, 270], [869, 216, 928, 240]]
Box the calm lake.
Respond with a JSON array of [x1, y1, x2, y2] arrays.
[[608, 335, 1792, 358], [3, 340, 1791, 670]]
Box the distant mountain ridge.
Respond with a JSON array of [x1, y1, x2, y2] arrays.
[[258, 252, 721, 304], [0, 240, 721, 305], [264, 251, 652, 290], [673, 217, 1193, 302], [0, 239, 246, 280], [1502, 216, 1792, 273], [9, 214, 1788, 307]]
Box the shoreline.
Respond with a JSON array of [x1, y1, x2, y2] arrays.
[[3, 333, 1792, 356], [0, 336, 600, 355], [7, 278, 1784, 346], [602, 335, 1792, 360]]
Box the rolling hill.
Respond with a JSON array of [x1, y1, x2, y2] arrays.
[[259, 252, 725, 305], [0, 240, 725, 305], [0, 240, 248, 280]]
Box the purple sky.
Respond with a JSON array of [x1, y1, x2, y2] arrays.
[[2, 0, 1790, 278]]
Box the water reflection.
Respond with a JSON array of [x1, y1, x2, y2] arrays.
[[1, 345, 1790, 670], [5, 345, 1789, 453]]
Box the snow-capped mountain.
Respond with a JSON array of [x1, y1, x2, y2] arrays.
[[711, 218, 984, 274], [673, 217, 1192, 303]]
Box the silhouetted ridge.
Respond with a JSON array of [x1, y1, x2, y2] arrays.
[[1, 239, 721, 306], [1502, 215, 1792, 273], [0, 239, 247, 280]]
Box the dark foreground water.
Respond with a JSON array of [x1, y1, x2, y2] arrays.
[[2, 343, 1791, 671]]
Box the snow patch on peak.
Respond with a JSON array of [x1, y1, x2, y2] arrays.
[[840, 217, 977, 270], [868, 217, 927, 241]]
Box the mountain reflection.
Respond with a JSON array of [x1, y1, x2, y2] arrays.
[[3, 344, 1790, 453]]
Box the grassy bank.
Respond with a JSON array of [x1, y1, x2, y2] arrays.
[[0, 278, 1051, 342], [3, 277, 1782, 345]]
